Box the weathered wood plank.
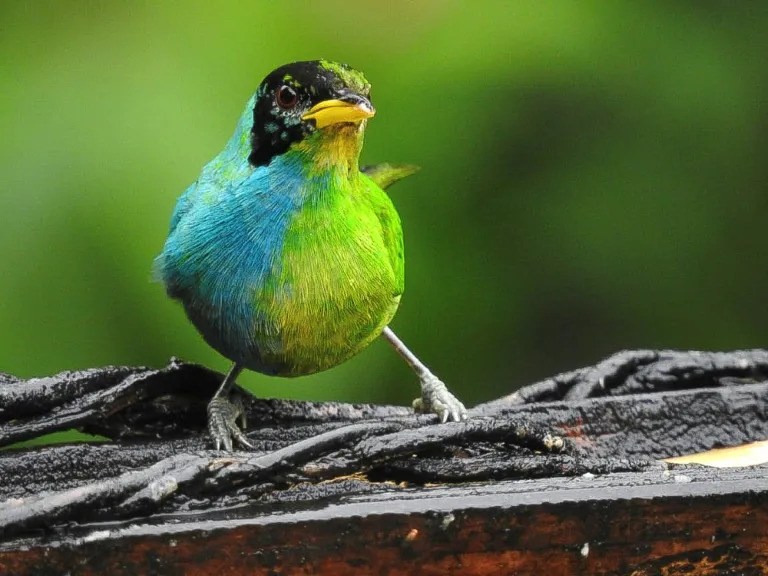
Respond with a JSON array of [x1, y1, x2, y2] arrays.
[[2, 467, 767, 575], [2, 350, 768, 574]]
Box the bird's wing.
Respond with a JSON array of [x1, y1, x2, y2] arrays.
[[360, 174, 405, 297], [361, 163, 420, 190]]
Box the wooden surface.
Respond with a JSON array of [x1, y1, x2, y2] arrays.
[[2, 466, 768, 575], [3, 351, 768, 575]]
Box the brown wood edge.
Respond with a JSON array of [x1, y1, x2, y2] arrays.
[[2, 466, 768, 575]]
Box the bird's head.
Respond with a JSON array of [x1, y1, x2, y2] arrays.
[[248, 60, 375, 168]]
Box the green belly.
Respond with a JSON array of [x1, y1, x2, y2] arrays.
[[252, 182, 404, 377]]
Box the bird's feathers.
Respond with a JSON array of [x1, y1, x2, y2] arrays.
[[156, 61, 405, 377], [361, 163, 420, 190]]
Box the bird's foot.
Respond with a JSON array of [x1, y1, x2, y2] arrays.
[[207, 394, 254, 451], [413, 374, 467, 423]]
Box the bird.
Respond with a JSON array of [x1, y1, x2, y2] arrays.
[[155, 60, 467, 450]]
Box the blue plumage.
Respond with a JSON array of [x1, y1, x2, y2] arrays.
[[156, 97, 304, 370]]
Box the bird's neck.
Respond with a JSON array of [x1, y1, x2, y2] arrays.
[[207, 96, 259, 186], [292, 123, 366, 185], [217, 102, 367, 205]]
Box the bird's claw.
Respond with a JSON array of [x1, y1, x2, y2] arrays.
[[413, 374, 467, 423], [207, 394, 254, 451]]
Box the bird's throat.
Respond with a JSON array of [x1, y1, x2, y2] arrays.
[[294, 122, 366, 178]]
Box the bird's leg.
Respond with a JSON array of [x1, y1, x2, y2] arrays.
[[207, 363, 254, 451], [381, 326, 467, 422]]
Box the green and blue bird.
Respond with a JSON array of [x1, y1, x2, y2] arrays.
[[155, 60, 466, 450]]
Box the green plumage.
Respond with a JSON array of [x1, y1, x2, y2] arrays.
[[255, 134, 409, 376]]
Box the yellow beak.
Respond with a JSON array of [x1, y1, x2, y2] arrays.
[[302, 98, 375, 128]]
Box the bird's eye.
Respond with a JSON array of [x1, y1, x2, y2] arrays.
[[276, 85, 298, 109]]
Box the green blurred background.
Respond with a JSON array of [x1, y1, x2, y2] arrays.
[[2, 2, 767, 413]]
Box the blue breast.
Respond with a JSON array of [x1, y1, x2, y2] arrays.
[[155, 101, 306, 368]]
